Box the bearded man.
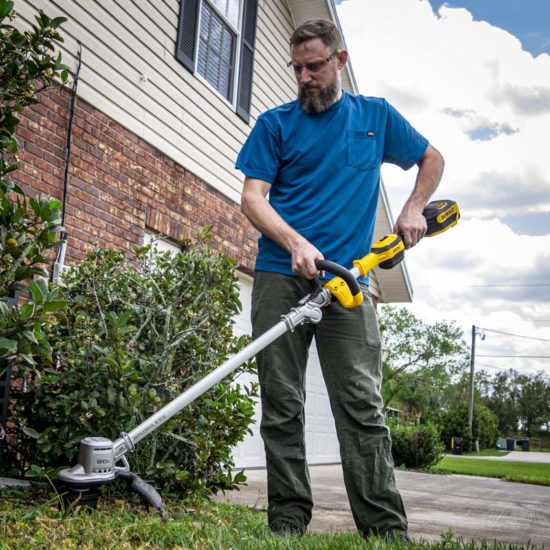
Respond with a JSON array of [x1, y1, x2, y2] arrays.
[[236, 18, 444, 541]]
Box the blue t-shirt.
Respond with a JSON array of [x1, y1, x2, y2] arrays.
[[235, 92, 428, 283]]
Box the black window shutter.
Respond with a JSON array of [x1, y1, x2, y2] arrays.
[[236, 0, 258, 123], [176, 0, 200, 72]]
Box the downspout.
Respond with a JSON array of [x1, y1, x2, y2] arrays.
[[51, 44, 82, 283]]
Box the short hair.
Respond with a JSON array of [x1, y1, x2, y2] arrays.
[[290, 19, 343, 51]]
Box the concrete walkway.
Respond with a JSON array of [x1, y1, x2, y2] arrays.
[[218, 459, 550, 547]]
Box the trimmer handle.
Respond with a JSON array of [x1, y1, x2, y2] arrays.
[[315, 259, 363, 309], [424, 199, 460, 236], [315, 259, 362, 298]]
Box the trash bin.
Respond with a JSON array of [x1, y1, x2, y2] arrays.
[[519, 439, 530, 452], [506, 438, 515, 451], [452, 437, 463, 455]]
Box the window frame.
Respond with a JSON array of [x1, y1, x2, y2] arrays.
[[196, 0, 240, 106], [175, 0, 258, 123]]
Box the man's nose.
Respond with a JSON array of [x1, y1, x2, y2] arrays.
[[297, 67, 313, 83]]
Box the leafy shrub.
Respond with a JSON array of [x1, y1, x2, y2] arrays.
[[9, 239, 258, 501], [0, 1, 69, 365], [0, 197, 67, 363], [389, 421, 444, 469], [439, 403, 499, 452]]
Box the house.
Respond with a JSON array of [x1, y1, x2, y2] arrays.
[[16, 0, 412, 468]]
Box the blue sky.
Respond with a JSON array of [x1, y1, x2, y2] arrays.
[[335, 0, 550, 376], [428, 0, 550, 57], [335, 0, 550, 57]]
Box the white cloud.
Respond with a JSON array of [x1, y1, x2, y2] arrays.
[[402, 218, 550, 375], [338, 0, 550, 375]]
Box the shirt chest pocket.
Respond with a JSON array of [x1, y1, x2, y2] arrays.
[[346, 130, 378, 171]]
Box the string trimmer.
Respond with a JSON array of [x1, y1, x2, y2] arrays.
[[58, 199, 459, 517]]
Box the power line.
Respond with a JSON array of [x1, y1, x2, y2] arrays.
[[476, 355, 550, 359], [484, 319, 550, 323], [480, 328, 550, 343], [416, 283, 550, 288], [466, 284, 550, 288], [474, 362, 550, 381]]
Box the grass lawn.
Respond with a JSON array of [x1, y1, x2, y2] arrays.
[[430, 456, 550, 486], [0, 487, 529, 550]]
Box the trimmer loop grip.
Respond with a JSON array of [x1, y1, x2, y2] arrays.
[[315, 259, 363, 309]]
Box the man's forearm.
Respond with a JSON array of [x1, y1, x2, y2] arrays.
[[241, 186, 305, 253], [241, 178, 323, 278], [403, 144, 445, 213], [393, 144, 445, 248]]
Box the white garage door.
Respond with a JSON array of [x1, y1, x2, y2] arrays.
[[232, 274, 341, 468]]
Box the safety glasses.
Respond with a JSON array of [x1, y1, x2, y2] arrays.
[[287, 50, 340, 76]]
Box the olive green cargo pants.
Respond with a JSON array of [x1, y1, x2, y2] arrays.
[[251, 271, 408, 537]]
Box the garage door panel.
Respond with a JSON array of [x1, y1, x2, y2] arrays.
[[232, 275, 340, 468]]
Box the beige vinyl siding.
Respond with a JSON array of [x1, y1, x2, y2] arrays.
[[371, 191, 413, 303], [18, 0, 298, 204], [251, 3, 297, 112]]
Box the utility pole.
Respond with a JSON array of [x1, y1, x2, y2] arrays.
[[468, 325, 485, 440]]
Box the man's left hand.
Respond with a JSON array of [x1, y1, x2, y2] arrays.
[[393, 208, 427, 249]]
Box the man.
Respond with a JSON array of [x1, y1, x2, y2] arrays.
[[236, 19, 444, 540]]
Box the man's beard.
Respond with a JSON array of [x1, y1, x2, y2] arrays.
[[298, 81, 340, 113]]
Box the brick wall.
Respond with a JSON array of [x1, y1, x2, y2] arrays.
[[14, 84, 259, 274]]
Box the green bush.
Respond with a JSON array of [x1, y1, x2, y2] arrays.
[[8, 239, 258, 501], [389, 421, 444, 469], [0, 0, 69, 365], [439, 403, 499, 452], [0, 197, 67, 364]]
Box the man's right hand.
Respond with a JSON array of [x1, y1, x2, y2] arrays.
[[290, 238, 324, 279]]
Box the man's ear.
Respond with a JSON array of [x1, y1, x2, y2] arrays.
[[337, 49, 349, 70]]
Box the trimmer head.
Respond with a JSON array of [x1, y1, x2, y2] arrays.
[[58, 437, 117, 486], [58, 436, 166, 519]]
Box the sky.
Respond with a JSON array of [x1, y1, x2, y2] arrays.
[[335, 0, 550, 378]]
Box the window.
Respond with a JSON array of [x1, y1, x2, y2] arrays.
[[143, 232, 182, 256], [176, 0, 258, 123], [197, 2, 236, 100]]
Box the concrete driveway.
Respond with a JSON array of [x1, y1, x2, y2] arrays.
[[218, 460, 550, 547]]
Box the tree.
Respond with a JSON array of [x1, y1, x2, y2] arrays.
[[478, 369, 519, 434], [439, 402, 499, 452], [378, 306, 469, 421], [479, 369, 550, 436], [0, 0, 68, 195]]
